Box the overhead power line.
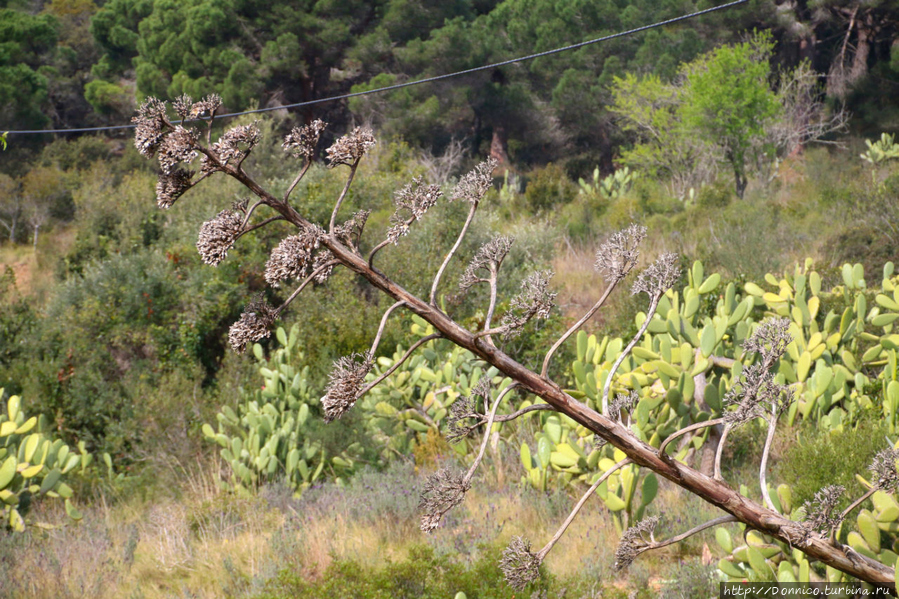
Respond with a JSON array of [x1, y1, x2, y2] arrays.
[[6, 0, 748, 136]]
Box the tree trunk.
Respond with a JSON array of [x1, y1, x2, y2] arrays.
[[850, 15, 872, 85], [490, 126, 510, 172]]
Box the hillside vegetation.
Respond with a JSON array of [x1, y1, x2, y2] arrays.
[[2, 1, 899, 597]]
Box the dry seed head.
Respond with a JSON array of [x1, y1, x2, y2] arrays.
[[501, 270, 557, 339], [451, 157, 498, 203], [326, 127, 376, 167], [322, 352, 373, 422], [610, 391, 639, 421], [155, 168, 192, 209], [471, 376, 492, 401], [418, 468, 471, 532], [499, 536, 542, 590], [197, 209, 243, 266], [632, 252, 680, 297], [228, 299, 276, 354], [158, 126, 199, 174], [743, 318, 792, 365], [334, 210, 370, 247], [211, 123, 261, 165], [614, 516, 659, 571], [459, 235, 514, 291], [801, 484, 844, 536], [870, 448, 899, 492], [283, 119, 327, 159], [172, 94, 194, 120], [723, 363, 793, 425], [264, 225, 325, 287], [387, 177, 442, 244], [311, 250, 335, 283], [189, 93, 222, 118], [594, 224, 647, 282], [445, 378, 493, 443], [445, 394, 478, 443], [133, 97, 168, 158]]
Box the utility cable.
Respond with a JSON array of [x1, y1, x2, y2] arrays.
[[5, 0, 748, 136]]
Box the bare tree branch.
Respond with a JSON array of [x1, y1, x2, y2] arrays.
[[369, 301, 406, 356], [659, 418, 725, 457], [358, 333, 442, 397]]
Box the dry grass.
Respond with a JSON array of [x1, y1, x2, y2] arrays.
[[0, 228, 75, 298], [1, 449, 727, 599]]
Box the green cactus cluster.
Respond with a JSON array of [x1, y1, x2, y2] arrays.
[[203, 325, 363, 493], [516, 258, 899, 577], [715, 482, 899, 588], [578, 166, 638, 201], [861, 133, 899, 167], [360, 315, 508, 458], [1, 390, 87, 531]]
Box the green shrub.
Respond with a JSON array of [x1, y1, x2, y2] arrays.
[[255, 543, 552, 599], [776, 414, 889, 510], [524, 163, 577, 213]]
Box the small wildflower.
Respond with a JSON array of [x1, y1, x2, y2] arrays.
[[614, 516, 659, 571], [155, 168, 192, 209], [501, 271, 556, 339], [386, 177, 442, 244], [197, 209, 243, 265], [283, 119, 327, 159], [632, 252, 680, 297], [158, 126, 198, 174], [801, 485, 844, 536], [263, 225, 325, 287], [228, 299, 276, 353], [594, 224, 647, 282], [418, 468, 470, 532], [499, 536, 542, 590], [451, 158, 498, 203], [322, 352, 373, 422], [459, 235, 514, 291], [869, 448, 899, 492], [326, 127, 376, 167], [133, 97, 168, 158]]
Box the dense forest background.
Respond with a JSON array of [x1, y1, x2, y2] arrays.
[[2, 1, 899, 598]]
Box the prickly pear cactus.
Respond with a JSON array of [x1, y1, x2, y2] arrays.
[[203, 325, 362, 493], [360, 315, 506, 457], [1, 391, 86, 531]]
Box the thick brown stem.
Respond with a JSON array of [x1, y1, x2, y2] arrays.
[[201, 164, 894, 586], [308, 234, 894, 586]]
